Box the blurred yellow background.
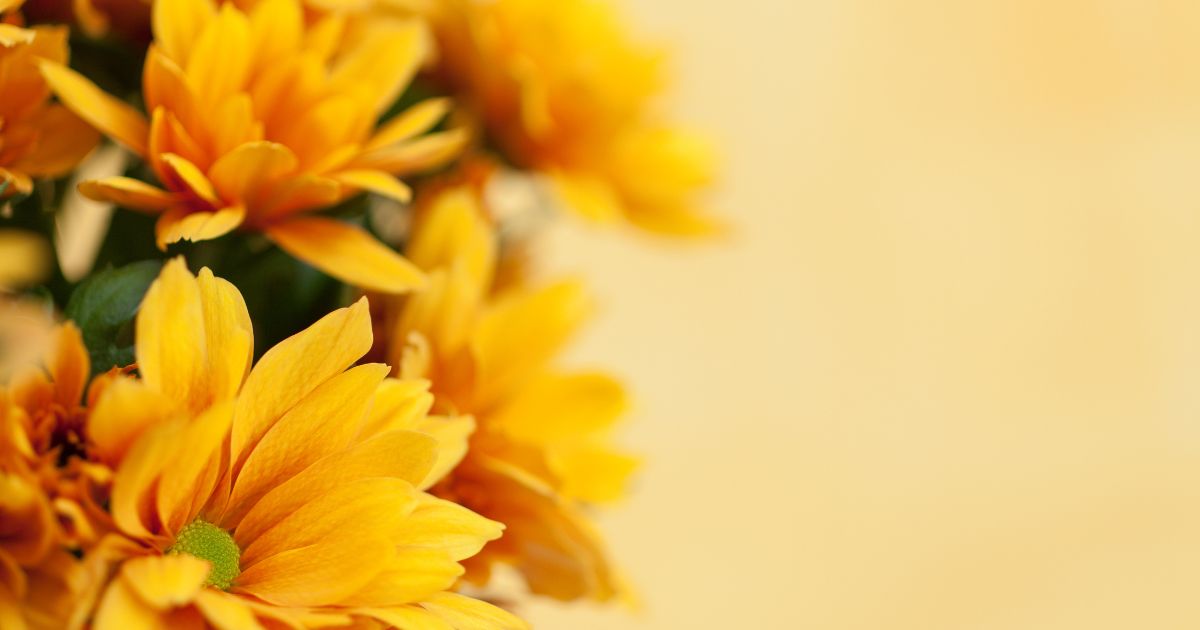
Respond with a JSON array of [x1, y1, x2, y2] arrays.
[[527, 1, 1200, 628]]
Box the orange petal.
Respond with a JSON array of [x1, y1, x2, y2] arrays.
[[239, 477, 416, 567], [156, 401, 233, 535], [335, 548, 461, 607], [227, 298, 372, 478], [354, 606, 454, 630], [110, 419, 184, 539], [353, 128, 468, 175], [46, 322, 88, 409], [88, 377, 174, 465], [265, 217, 426, 294], [155, 206, 245, 249], [92, 578, 168, 630], [160, 153, 221, 207], [152, 0, 216, 65], [224, 364, 389, 524], [207, 142, 297, 210], [80, 177, 177, 213], [332, 169, 412, 203], [38, 61, 149, 157], [420, 592, 529, 630], [193, 590, 264, 630], [120, 554, 210, 609], [235, 535, 392, 607], [232, 429, 436, 544], [391, 495, 503, 562], [135, 258, 252, 411], [365, 98, 452, 151]]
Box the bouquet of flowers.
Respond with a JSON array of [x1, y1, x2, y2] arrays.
[[0, 0, 715, 627]]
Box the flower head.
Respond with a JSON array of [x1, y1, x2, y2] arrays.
[[0, 10, 99, 198], [76, 258, 527, 629], [377, 185, 637, 601], [433, 0, 720, 235], [39, 0, 468, 293]]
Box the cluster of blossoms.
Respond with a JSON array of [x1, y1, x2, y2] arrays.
[[0, 0, 714, 628]]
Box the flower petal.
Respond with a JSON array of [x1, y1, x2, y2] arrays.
[[235, 534, 392, 607], [239, 477, 416, 567], [223, 364, 389, 524], [365, 98, 452, 151], [93, 578, 168, 630], [152, 0, 216, 65], [160, 153, 221, 206], [391, 495, 503, 562], [155, 206, 245, 249], [420, 592, 529, 630], [354, 606, 453, 630], [335, 548, 462, 607], [207, 141, 297, 209], [227, 297, 373, 479], [193, 589, 264, 630], [232, 429, 436, 544], [88, 377, 174, 465], [38, 61, 149, 157], [332, 169, 412, 203], [265, 217, 426, 294], [120, 555, 210, 610], [156, 401, 233, 535], [47, 322, 88, 409], [79, 177, 178, 213]]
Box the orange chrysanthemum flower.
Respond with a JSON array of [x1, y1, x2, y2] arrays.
[[38, 0, 467, 293], [0, 4, 99, 198], [70, 258, 527, 629], [432, 0, 720, 236], [376, 185, 637, 602]]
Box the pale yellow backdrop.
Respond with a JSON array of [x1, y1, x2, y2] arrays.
[[525, 1, 1200, 628]]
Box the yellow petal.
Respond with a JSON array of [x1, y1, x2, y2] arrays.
[[228, 297, 372, 477], [156, 402, 233, 535], [246, 0, 302, 77], [255, 174, 340, 220], [239, 477, 416, 567], [365, 98, 452, 151], [355, 606, 453, 630], [152, 0, 216, 64], [207, 142, 297, 210], [232, 429, 437, 544], [553, 446, 639, 505], [420, 592, 530, 630], [356, 378, 433, 440], [353, 128, 469, 175], [265, 217, 427, 294], [235, 535, 392, 607], [79, 178, 177, 213], [412, 415, 475, 490], [550, 171, 623, 223], [392, 495, 503, 562], [120, 554, 210, 609], [88, 377, 174, 465], [336, 548, 462, 607], [38, 61, 149, 157], [472, 280, 592, 409], [223, 364, 389, 524], [155, 207, 245, 249], [183, 3, 250, 107], [332, 169, 412, 203], [161, 153, 222, 207], [136, 259, 251, 411], [11, 105, 100, 177], [329, 19, 427, 115], [47, 322, 88, 410], [193, 589, 264, 630], [492, 372, 627, 443], [93, 578, 169, 630], [110, 419, 184, 539]]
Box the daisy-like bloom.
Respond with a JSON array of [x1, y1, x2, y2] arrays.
[[0, 4, 99, 198], [377, 185, 637, 601], [431, 0, 719, 236], [72, 258, 526, 629], [38, 0, 467, 293]]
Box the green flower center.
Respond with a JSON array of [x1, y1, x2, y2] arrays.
[[166, 519, 240, 590]]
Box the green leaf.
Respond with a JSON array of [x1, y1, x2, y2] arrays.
[[65, 260, 162, 375]]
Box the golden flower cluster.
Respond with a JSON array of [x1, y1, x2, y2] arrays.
[[0, 0, 715, 627]]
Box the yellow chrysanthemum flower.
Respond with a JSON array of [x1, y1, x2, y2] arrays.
[[377, 185, 637, 601], [38, 0, 467, 293], [0, 6, 99, 198], [71, 258, 527, 629], [433, 0, 720, 236], [0, 323, 107, 630]]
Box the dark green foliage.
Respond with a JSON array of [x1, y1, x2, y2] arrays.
[[64, 260, 161, 375]]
